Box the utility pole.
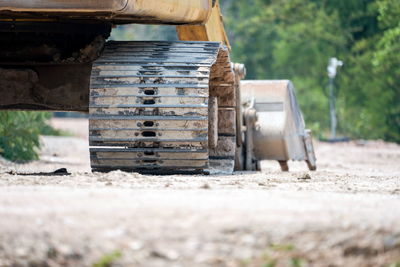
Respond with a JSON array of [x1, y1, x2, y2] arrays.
[[327, 57, 343, 139]]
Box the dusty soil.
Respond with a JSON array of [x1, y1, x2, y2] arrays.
[[0, 118, 399, 267]]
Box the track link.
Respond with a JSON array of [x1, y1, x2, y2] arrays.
[[89, 41, 234, 174]]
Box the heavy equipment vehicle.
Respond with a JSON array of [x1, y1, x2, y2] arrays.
[[0, 0, 316, 174]]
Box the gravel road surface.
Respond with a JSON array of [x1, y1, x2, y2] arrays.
[[0, 118, 399, 266]]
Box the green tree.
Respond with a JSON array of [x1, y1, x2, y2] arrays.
[[0, 112, 54, 161], [373, 0, 400, 141], [337, 0, 399, 141], [223, 0, 399, 142], [225, 0, 347, 134]]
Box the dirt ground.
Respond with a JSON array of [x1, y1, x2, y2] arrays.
[[0, 118, 399, 267]]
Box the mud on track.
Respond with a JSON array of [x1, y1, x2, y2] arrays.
[[0, 118, 399, 266]]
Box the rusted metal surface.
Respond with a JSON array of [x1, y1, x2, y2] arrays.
[[233, 63, 246, 149], [89, 41, 236, 174], [217, 108, 235, 135], [0, 64, 90, 111], [304, 130, 317, 171], [244, 107, 257, 171], [0, 30, 106, 65], [278, 161, 289, 172], [208, 44, 236, 174], [0, 0, 212, 24], [208, 96, 218, 149], [0, 26, 107, 111]]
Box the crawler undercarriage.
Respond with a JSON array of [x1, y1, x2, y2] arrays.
[[89, 41, 237, 174], [0, 0, 316, 174]]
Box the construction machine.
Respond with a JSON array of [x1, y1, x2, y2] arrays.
[[0, 0, 316, 174]]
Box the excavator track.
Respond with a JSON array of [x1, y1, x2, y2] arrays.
[[89, 41, 236, 174]]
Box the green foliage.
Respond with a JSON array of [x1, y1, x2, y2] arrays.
[[106, 1, 399, 142], [270, 243, 295, 252], [92, 250, 122, 267], [225, 0, 347, 134], [336, 0, 400, 142], [290, 257, 308, 267], [373, 0, 400, 141], [238, 243, 308, 267], [223, 0, 400, 142], [0, 111, 56, 162], [263, 260, 277, 267]]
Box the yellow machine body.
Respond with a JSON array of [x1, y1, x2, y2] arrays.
[[177, 2, 231, 49], [0, 0, 212, 24], [0, 0, 229, 47]]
